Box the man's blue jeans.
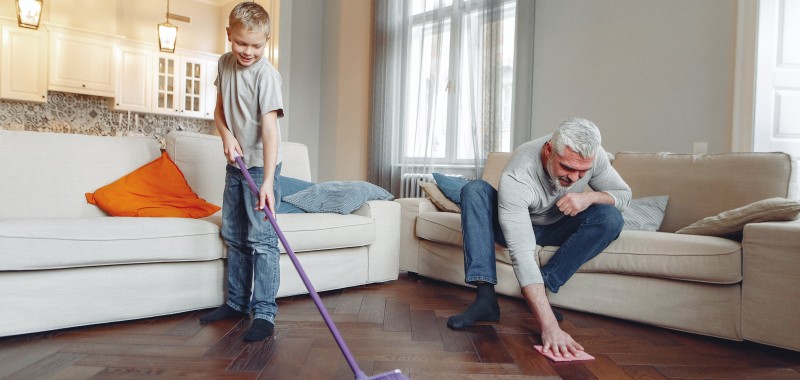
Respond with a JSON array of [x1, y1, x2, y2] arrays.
[[461, 179, 623, 293], [221, 163, 282, 323]]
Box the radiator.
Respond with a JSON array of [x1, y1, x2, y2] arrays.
[[400, 173, 434, 198]]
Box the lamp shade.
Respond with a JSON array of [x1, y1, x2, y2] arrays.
[[16, 0, 43, 30], [158, 22, 178, 53]]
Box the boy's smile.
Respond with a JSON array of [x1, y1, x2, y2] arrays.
[[227, 24, 269, 67]]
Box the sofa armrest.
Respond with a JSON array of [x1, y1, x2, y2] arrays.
[[742, 219, 800, 351], [395, 198, 439, 273], [352, 200, 401, 283]]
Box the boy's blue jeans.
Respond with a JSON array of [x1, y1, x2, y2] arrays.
[[460, 180, 624, 293], [221, 163, 282, 323]]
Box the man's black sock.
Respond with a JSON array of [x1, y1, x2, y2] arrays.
[[244, 319, 274, 342], [447, 283, 500, 330], [199, 304, 246, 324], [552, 308, 564, 322]]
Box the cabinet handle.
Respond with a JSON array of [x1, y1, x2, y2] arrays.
[[82, 84, 86, 88]]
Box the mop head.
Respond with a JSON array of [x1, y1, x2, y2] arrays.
[[360, 369, 409, 380]]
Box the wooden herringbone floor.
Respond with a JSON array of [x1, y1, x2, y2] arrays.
[[2, 272, 799, 379]]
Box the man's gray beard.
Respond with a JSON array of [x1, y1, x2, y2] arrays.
[[547, 159, 574, 192]]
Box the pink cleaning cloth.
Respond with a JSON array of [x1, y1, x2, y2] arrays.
[[534, 345, 595, 362]]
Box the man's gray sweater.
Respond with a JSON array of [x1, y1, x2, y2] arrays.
[[497, 135, 631, 288]]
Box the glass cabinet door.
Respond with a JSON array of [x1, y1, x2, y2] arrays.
[[155, 56, 177, 113], [182, 59, 204, 117]]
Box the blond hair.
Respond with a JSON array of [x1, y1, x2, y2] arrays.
[[229, 2, 271, 37]]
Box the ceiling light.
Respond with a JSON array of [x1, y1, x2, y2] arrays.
[[16, 0, 43, 30], [158, 0, 178, 53]]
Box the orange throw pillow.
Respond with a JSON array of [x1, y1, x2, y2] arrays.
[[85, 152, 220, 218]]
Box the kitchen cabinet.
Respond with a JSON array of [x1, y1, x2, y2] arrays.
[[111, 46, 152, 113], [1, 25, 48, 103], [153, 54, 208, 119], [204, 59, 219, 120], [49, 31, 116, 97]]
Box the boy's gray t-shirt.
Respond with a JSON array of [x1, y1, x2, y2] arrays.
[[216, 52, 284, 168]]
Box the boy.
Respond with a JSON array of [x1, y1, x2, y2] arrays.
[[199, 2, 284, 343]]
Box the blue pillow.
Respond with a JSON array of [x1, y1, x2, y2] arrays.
[[278, 175, 314, 214], [283, 181, 394, 214], [432, 173, 470, 205]]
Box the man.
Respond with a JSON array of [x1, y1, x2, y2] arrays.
[[446, 117, 631, 358]]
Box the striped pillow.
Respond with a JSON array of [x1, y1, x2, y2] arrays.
[[622, 196, 669, 231]]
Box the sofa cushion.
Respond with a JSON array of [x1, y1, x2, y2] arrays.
[[416, 212, 741, 284], [416, 212, 510, 263], [0, 131, 161, 219], [675, 197, 800, 237], [0, 217, 223, 271], [419, 180, 461, 213], [612, 152, 793, 233], [621, 196, 669, 231], [202, 212, 376, 254], [432, 173, 470, 205], [538, 230, 742, 284], [165, 131, 312, 208], [283, 181, 394, 215], [278, 175, 314, 214], [85, 152, 220, 218]]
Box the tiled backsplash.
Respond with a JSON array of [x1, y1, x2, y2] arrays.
[[0, 92, 214, 147]]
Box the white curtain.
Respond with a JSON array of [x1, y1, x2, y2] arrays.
[[370, 0, 533, 197]]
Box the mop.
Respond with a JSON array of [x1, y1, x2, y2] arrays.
[[233, 153, 409, 380]]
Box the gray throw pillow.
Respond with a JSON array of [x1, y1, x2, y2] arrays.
[[283, 181, 394, 215], [622, 196, 669, 231]]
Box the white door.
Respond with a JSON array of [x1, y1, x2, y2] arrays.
[[754, 0, 800, 199]]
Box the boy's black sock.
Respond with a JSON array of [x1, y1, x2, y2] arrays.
[[199, 304, 247, 324], [447, 283, 500, 330], [244, 319, 274, 342]]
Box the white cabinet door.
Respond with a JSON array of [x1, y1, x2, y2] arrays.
[[49, 32, 115, 97], [179, 57, 205, 119], [1, 26, 47, 103], [152, 54, 217, 119], [112, 47, 152, 112], [153, 54, 180, 115], [203, 59, 219, 120]]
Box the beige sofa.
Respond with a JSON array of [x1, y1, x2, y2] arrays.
[[397, 151, 800, 351], [0, 130, 399, 337]]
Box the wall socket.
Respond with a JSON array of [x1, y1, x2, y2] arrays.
[[693, 142, 708, 155]]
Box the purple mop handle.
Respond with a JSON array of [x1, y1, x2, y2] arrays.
[[232, 154, 367, 379]]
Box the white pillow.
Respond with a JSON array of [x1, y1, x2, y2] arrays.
[[675, 197, 800, 236]]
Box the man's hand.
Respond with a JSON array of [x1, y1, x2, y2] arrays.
[[541, 324, 584, 358], [556, 191, 616, 217], [556, 192, 593, 216], [521, 283, 585, 358]]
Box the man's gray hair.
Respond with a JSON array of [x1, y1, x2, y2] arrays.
[[551, 117, 602, 158]]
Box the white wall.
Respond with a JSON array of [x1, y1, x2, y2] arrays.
[[531, 0, 737, 154], [317, 0, 372, 182], [281, 0, 323, 181], [281, 0, 372, 182], [4, 0, 226, 53]]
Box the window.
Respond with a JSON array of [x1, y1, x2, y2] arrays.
[[403, 0, 516, 164]]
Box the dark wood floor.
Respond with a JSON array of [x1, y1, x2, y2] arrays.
[[2, 273, 799, 380]]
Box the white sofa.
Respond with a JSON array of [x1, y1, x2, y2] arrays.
[[398, 151, 800, 351], [0, 130, 400, 337]]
